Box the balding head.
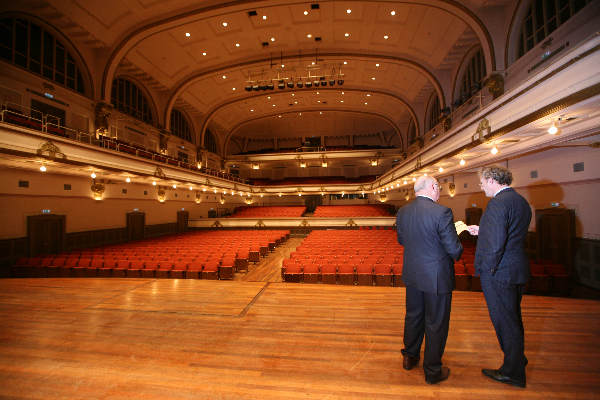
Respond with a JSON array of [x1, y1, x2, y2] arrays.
[[414, 176, 440, 202]]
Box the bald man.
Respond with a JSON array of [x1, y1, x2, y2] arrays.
[[396, 176, 463, 384]]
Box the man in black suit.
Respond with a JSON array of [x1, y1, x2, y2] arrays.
[[396, 176, 463, 384], [467, 165, 531, 388]]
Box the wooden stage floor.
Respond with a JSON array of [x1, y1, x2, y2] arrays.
[[0, 279, 599, 399]]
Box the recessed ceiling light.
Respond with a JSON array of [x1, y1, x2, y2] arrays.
[[384, 35, 389, 39], [346, 9, 352, 14], [235, 43, 240, 47], [202, 52, 207, 56], [281, 64, 284, 68], [271, 37, 276, 42], [375, 63, 380, 67], [222, 22, 228, 27], [232, 87, 236, 91], [294, 101, 298, 104], [390, 10, 396, 16], [491, 146, 499, 155], [222, 75, 226, 79], [250, 109, 254, 112], [304, 10, 308, 15], [316, 91, 319, 95], [438, 167, 444, 172], [364, 102, 368, 105], [91, 172, 96, 178], [267, 96, 271, 99], [262, 15, 267, 20], [340, 100, 344, 103], [366, 94, 371, 97], [278, 115, 282, 118], [319, 111, 323, 115], [185, 32, 190, 37], [152, 181, 157, 186], [459, 159, 466, 166], [343, 61, 347, 65], [317, 100, 321, 103], [371, 77, 376, 80], [344, 33, 350, 37], [311, 61, 315, 65], [291, 93, 295, 96], [272, 104, 276, 107], [307, 34, 312, 38]]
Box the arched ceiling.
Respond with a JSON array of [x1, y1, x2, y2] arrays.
[[5, 0, 511, 156]]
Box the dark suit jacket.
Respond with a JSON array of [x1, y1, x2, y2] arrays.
[[474, 187, 532, 285], [396, 196, 463, 294]]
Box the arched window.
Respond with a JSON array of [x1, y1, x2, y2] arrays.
[[407, 118, 417, 146], [170, 108, 192, 142], [204, 129, 217, 154], [110, 78, 154, 125], [0, 17, 87, 95], [518, 0, 591, 59], [426, 94, 441, 132], [456, 47, 486, 108]]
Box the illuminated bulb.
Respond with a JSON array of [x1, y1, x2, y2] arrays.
[[213, 189, 217, 193], [459, 159, 466, 166], [491, 146, 499, 155], [202, 188, 207, 192], [152, 181, 157, 186], [548, 123, 558, 135], [303, 10, 308, 15], [39, 165, 46, 172], [222, 22, 228, 27], [172, 184, 177, 189], [403, 180, 407, 185], [346, 9, 352, 14], [298, 192, 302, 196], [390, 10, 396, 15], [126, 177, 131, 183], [260, 194, 263, 197], [278, 193, 282, 197], [345, 33, 350, 37], [189, 186, 193, 191], [262, 15, 267, 20], [185, 32, 190, 37], [412, 177, 416, 182], [438, 167, 444, 173], [91, 172, 96, 178]]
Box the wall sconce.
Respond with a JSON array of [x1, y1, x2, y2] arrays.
[[448, 182, 456, 197], [548, 122, 559, 135], [370, 159, 378, 166], [252, 163, 260, 170], [244, 196, 254, 205], [39, 165, 47, 172], [379, 193, 387, 202], [195, 192, 202, 204], [321, 156, 328, 168], [157, 187, 167, 203], [491, 145, 499, 155], [90, 180, 105, 201], [219, 195, 225, 204], [196, 162, 202, 169], [300, 161, 307, 168]]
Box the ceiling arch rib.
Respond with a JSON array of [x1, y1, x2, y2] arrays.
[[196, 86, 418, 153], [224, 109, 403, 156]]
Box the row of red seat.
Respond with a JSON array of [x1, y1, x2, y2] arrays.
[[13, 230, 290, 280], [229, 206, 306, 218], [313, 205, 393, 217]]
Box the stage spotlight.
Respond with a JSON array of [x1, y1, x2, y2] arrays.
[[259, 84, 267, 90], [287, 81, 294, 88], [245, 85, 252, 91], [329, 80, 335, 86], [313, 80, 320, 86], [305, 81, 312, 88], [337, 79, 344, 85], [267, 83, 274, 90], [297, 82, 304, 88], [277, 81, 285, 89], [252, 84, 259, 91], [320, 81, 327, 86]]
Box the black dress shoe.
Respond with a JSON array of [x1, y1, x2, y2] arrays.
[[482, 368, 526, 388], [403, 355, 419, 370], [426, 367, 450, 384]]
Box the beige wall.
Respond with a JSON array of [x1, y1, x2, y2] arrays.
[[388, 145, 600, 239], [0, 168, 246, 238]]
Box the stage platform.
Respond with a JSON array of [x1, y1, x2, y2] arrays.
[[0, 279, 598, 399]]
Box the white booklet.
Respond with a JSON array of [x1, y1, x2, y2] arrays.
[[454, 220, 468, 235]]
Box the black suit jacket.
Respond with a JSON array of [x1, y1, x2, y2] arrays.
[[474, 187, 532, 285], [396, 196, 463, 294]]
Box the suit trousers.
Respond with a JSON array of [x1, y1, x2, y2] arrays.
[[402, 286, 452, 377], [480, 272, 527, 381]]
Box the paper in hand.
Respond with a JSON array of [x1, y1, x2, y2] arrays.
[[454, 220, 468, 235]]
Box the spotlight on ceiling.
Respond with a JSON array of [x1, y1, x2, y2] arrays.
[[287, 81, 294, 88], [329, 79, 335, 86], [297, 81, 304, 88], [252, 84, 259, 91], [313, 80, 320, 86], [305, 81, 312, 88], [277, 80, 285, 89]]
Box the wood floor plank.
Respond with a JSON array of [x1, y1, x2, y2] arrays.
[[0, 278, 598, 399]]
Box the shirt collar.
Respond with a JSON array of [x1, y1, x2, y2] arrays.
[[417, 194, 435, 202], [493, 186, 511, 197]]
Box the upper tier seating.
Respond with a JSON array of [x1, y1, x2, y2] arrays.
[[229, 206, 306, 218], [313, 205, 394, 217]]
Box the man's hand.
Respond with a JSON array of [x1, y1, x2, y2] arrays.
[[467, 225, 479, 235]]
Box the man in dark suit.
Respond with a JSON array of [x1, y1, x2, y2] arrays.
[[396, 176, 463, 384], [467, 165, 531, 388]]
